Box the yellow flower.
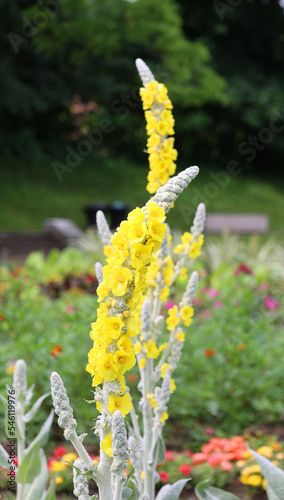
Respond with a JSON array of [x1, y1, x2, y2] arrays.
[[128, 207, 146, 224], [179, 267, 188, 281], [181, 306, 194, 327], [102, 316, 124, 340], [127, 221, 147, 244], [166, 306, 179, 331], [55, 476, 64, 485], [147, 220, 167, 243], [146, 202, 166, 223], [101, 434, 113, 457], [181, 232, 192, 247], [107, 266, 133, 296], [160, 412, 169, 424], [144, 339, 159, 359], [160, 287, 170, 302], [51, 461, 67, 472], [175, 331, 185, 342], [134, 341, 142, 355], [170, 378, 176, 394], [96, 353, 118, 381], [103, 245, 113, 257], [245, 474, 262, 487], [6, 365, 14, 374], [161, 363, 172, 378], [115, 351, 136, 375], [130, 242, 153, 269], [107, 393, 132, 417], [117, 337, 133, 355], [62, 453, 77, 463], [242, 464, 261, 476], [256, 446, 274, 459], [147, 394, 157, 408], [139, 358, 146, 369]]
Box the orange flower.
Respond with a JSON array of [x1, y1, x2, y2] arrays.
[[50, 344, 63, 356], [204, 349, 216, 357]]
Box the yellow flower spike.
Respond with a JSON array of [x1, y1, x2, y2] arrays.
[[115, 351, 136, 375], [107, 266, 133, 297], [95, 353, 118, 381], [130, 242, 153, 269], [107, 393, 132, 417], [101, 433, 113, 457]]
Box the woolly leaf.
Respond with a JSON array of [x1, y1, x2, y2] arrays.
[[26, 409, 54, 452], [24, 393, 50, 423], [195, 481, 240, 500], [250, 448, 284, 500], [156, 478, 190, 500], [122, 486, 133, 500], [42, 478, 56, 500], [0, 444, 10, 469], [25, 449, 48, 500], [17, 439, 41, 484]]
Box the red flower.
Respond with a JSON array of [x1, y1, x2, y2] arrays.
[[47, 457, 57, 470], [85, 274, 96, 284], [207, 453, 226, 467], [50, 344, 63, 357], [204, 349, 216, 357], [192, 452, 207, 465], [234, 264, 253, 276], [0, 314, 5, 320], [159, 471, 170, 483], [126, 374, 139, 383], [165, 450, 175, 462], [184, 449, 193, 458], [53, 446, 67, 459], [178, 464, 191, 476], [220, 460, 233, 471]]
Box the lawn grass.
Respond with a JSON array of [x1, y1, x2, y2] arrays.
[[1, 153, 284, 233]]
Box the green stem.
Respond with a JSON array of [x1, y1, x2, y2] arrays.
[[16, 397, 25, 500], [97, 382, 113, 500]]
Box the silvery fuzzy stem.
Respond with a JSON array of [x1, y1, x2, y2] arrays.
[[96, 210, 112, 246], [73, 459, 90, 500], [190, 202, 206, 236], [112, 411, 129, 500], [135, 58, 155, 86], [50, 372, 94, 470], [95, 262, 103, 284], [142, 359, 155, 500], [180, 271, 199, 306], [112, 411, 129, 476], [13, 359, 27, 400], [97, 381, 113, 500], [157, 228, 170, 260], [129, 435, 143, 491], [147, 166, 199, 213], [152, 372, 172, 436], [141, 299, 152, 342]]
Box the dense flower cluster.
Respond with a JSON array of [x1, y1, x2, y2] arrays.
[[191, 436, 246, 471], [237, 441, 284, 489], [86, 202, 167, 419], [139, 81, 177, 193]]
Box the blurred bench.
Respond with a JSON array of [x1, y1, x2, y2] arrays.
[[204, 214, 269, 234]]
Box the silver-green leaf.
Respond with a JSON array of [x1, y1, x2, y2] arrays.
[[17, 439, 41, 484], [24, 393, 50, 423], [250, 448, 284, 500], [156, 478, 190, 500]]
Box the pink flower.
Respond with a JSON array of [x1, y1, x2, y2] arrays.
[[184, 449, 193, 458], [165, 302, 177, 310], [206, 428, 214, 436], [220, 460, 233, 471], [234, 263, 253, 276], [192, 452, 207, 465], [178, 464, 191, 476], [264, 296, 279, 309], [207, 453, 225, 467], [165, 450, 175, 462], [66, 306, 75, 313], [200, 287, 209, 294], [214, 300, 223, 308], [159, 471, 170, 483], [259, 282, 269, 291], [208, 289, 218, 298], [192, 297, 202, 306], [200, 311, 213, 320]]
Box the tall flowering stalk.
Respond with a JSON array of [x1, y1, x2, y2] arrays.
[[51, 59, 205, 500]]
